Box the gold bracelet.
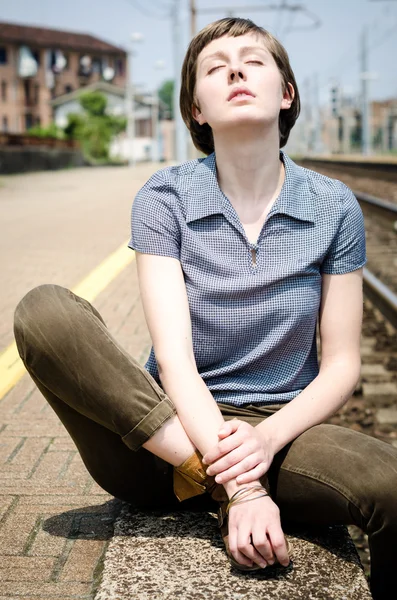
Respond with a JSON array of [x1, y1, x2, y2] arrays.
[[226, 485, 269, 515], [229, 485, 266, 503], [229, 492, 269, 510], [228, 487, 269, 509], [226, 486, 268, 514]]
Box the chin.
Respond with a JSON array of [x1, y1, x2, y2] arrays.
[[214, 114, 267, 131]]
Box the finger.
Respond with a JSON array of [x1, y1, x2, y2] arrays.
[[202, 422, 241, 464], [251, 531, 275, 565], [267, 524, 290, 567], [236, 530, 268, 569], [228, 528, 256, 568], [209, 451, 260, 482], [236, 464, 268, 484], [203, 433, 244, 470], [218, 419, 240, 437]]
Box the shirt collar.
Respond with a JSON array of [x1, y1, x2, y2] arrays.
[[186, 150, 315, 224]]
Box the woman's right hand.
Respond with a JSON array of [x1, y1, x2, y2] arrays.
[[227, 493, 290, 568]]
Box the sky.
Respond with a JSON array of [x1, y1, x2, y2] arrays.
[[1, 0, 397, 111]]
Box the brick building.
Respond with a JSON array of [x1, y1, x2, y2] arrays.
[[0, 21, 127, 134]]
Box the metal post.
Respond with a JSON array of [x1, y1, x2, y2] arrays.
[[151, 89, 159, 162], [312, 71, 321, 154], [190, 0, 197, 38], [125, 47, 136, 167], [303, 77, 311, 154], [172, 0, 187, 163], [361, 27, 371, 156]]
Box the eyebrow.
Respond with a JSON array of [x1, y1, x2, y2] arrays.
[[200, 45, 268, 68]]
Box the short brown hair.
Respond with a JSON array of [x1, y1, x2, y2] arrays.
[[180, 17, 300, 155]]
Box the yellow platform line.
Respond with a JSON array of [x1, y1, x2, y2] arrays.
[[0, 241, 135, 401]]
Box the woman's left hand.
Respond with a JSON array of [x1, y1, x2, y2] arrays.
[[202, 420, 276, 485]]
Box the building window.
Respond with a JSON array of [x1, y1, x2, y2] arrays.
[[92, 57, 102, 74], [64, 85, 73, 94], [23, 80, 31, 105], [32, 50, 41, 67], [25, 113, 34, 130], [34, 83, 39, 105], [36, 116, 41, 126], [2, 115, 8, 132], [115, 58, 125, 76], [137, 120, 151, 137], [0, 47, 7, 65], [1, 80, 6, 102]]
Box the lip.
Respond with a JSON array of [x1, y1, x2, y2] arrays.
[[227, 87, 255, 101]]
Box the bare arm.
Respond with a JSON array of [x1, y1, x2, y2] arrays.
[[135, 251, 255, 497], [256, 268, 363, 451]]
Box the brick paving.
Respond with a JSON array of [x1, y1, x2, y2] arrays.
[[0, 164, 160, 598], [0, 163, 161, 354]]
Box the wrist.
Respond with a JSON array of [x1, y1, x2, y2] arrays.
[[223, 478, 262, 500], [256, 417, 282, 455]]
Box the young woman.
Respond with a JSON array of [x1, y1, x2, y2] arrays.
[[13, 18, 397, 600]]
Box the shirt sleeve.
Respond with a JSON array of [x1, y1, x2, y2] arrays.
[[320, 184, 367, 275], [128, 168, 181, 260]]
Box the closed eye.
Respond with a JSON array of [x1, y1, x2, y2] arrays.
[[208, 60, 262, 74], [208, 65, 225, 74]]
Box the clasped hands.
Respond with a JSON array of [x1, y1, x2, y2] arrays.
[[202, 419, 290, 569], [202, 418, 274, 485]]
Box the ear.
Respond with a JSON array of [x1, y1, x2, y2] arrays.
[[192, 102, 206, 126], [280, 82, 294, 110]]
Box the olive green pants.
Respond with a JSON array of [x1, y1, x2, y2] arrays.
[[13, 284, 397, 600]]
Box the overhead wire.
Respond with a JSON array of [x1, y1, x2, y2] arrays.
[[314, 14, 397, 94], [122, 0, 171, 19]]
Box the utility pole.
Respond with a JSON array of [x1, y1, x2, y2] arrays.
[[125, 32, 143, 167], [125, 47, 135, 167], [303, 77, 311, 154], [190, 0, 197, 38], [312, 71, 321, 154], [360, 26, 371, 156], [172, 0, 188, 162]]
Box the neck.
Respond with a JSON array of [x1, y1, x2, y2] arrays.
[[213, 124, 284, 210]]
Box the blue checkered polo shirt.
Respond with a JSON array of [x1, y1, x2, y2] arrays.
[[128, 150, 367, 406]]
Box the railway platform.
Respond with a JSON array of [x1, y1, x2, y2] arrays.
[[2, 160, 396, 598]]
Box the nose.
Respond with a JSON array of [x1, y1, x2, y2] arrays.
[[228, 65, 246, 83]]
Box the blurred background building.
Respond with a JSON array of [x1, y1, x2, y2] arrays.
[[0, 21, 174, 163], [0, 21, 126, 133]]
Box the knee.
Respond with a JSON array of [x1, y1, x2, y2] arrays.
[[13, 284, 72, 353], [361, 447, 397, 526], [14, 284, 70, 324]]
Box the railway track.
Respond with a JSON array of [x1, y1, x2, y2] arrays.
[[297, 157, 397, 186], [301, 158, 397, 579], [295, 158, 397, 324], [357, 193, 397, 328]]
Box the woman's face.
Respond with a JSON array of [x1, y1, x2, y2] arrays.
[[193, 33, 293, 134]]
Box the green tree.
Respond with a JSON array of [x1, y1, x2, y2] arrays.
[[65, 91, 127, 162], [158, 79, 174, 119]]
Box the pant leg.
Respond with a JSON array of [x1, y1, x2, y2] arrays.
[[270, 423, 397, 600], [13, 283, 181, 508], [217, 403, 397, 600]]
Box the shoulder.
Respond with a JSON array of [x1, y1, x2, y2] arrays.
[[299, 161, 356, 204], [135, 157, 206, 206], [284, 154, 360, 220]]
